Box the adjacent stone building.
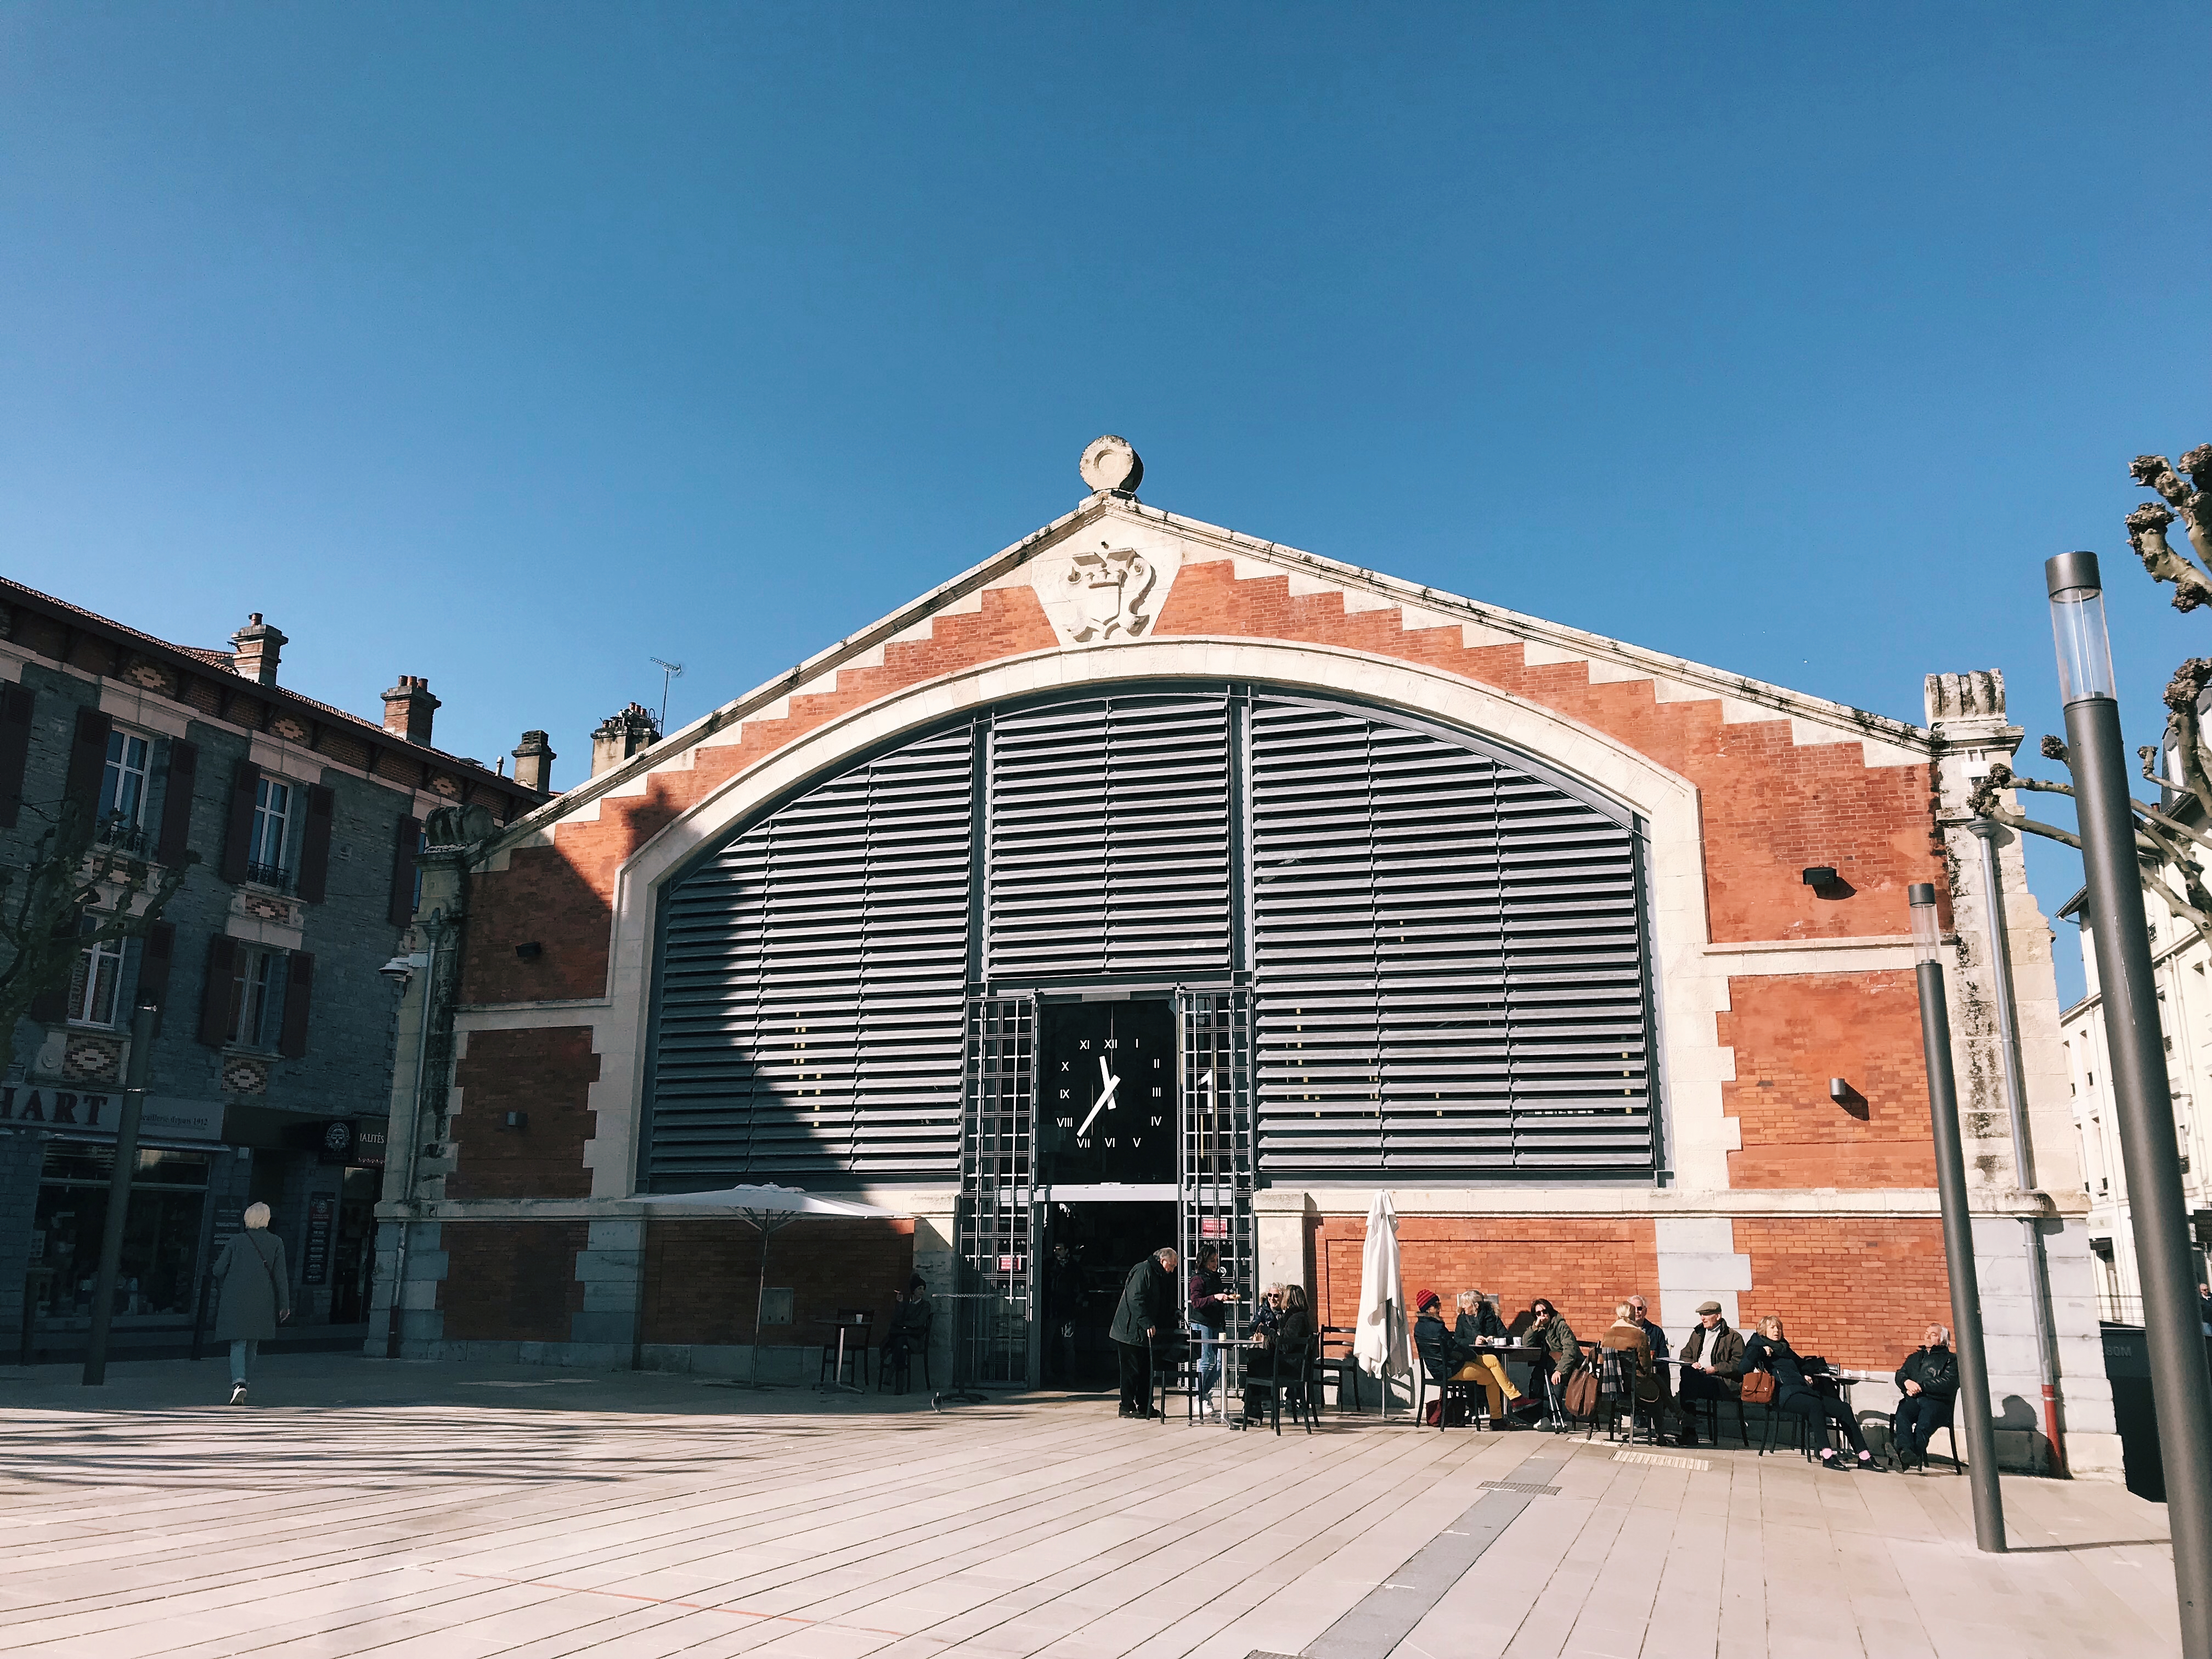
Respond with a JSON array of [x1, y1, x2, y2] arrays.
[[0, 579, 543, 1360], [377, 442, 2118, 1475]]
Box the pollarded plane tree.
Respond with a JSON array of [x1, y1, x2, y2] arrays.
[[1970, 447, 2212, 951]]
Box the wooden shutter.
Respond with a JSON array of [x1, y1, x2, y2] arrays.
[[27, 927, 71, 1023], [296, 785, 336, 903], [63, 706, 112, 820], [278, 950, 315, 1058], [137, 922, 176, 1013], [387, 813, 421, 926], [0, 683, 33, 828], [154, 740, 198, 866], [198, 934, 241, 1046], [219, 760, 261, 883]]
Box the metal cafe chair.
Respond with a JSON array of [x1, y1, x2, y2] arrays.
[[1148, 1330, 1200, 1424], [817, 1309, 874, 1390], [1245, 1335, 1320, 1436], [1316, 1325, 1364, 1413], [877, 1307, 934, 1395]]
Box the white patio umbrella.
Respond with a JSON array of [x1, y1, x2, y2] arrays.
[[1352, 1190, 1409, 1415], [632, 1184, 910, 1387]]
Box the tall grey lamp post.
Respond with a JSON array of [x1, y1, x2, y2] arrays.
[[82, 995, 160, 1386], [2048, 550, 2212, 1655], [1909, 883, 2006, 1552], [381, 908, 447, 1362]]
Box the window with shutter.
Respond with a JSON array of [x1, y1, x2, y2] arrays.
[[0, 683, 31, 828]]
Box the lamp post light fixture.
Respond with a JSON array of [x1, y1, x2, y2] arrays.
[[1908, 882, 2006, 1553], [2047, 549, 2212, 1655]]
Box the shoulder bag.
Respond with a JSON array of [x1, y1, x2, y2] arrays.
[[1741, 1368, 1777, 1404], [248, 1232, 290, 1324]]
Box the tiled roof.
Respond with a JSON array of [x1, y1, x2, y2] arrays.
[[0, 575, 538, 805]]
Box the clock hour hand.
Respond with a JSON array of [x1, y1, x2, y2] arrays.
[[1077, 1056, 1121, 1137]]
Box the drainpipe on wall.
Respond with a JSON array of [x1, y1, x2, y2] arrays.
[[1971, 817, 2067, 1475]]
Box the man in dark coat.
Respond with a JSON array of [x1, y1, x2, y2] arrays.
[[1891, 1323, 1960, 1470], [1675, 1301, 1745, 1447], [1109, 1246, 1179, 1418]]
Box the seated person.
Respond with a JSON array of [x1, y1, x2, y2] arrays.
[[1890, 1323, 1959, 1470], [880, 1276, 932, 1384], [1674, 1301, 1745, 1447], [1412, 1289, 1471, 1421], [1529, 1297, 1583, 1390], [1601, 1302, 1671, 1434], [1453, 1290, 1532, 1421], [1742, 1314, 1877, 1472], [1235, 1284, 1314, 1427], [1626, 1294, 1671, 1409]]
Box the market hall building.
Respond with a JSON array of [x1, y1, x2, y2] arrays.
[[383, 440, 2120, 1476]]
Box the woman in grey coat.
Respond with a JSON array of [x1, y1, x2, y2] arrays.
[[211, 1201, 290, 1404]]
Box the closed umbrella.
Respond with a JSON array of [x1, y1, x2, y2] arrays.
[[633, 1185, 909, 1387], [1353, 1190, 1408, 1415]]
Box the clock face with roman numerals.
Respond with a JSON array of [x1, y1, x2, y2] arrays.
[[1036, 999, 1176, 1186]]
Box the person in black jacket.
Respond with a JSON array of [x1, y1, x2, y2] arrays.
[[1743, 1316, 1876, 1471], [1234, 1284, 1314, 1428], [1108, 1246, 1178, 1418], [1891, 1324, 1959, 1470]]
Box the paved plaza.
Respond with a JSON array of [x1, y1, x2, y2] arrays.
[[0, 1354, 2181, 1659]]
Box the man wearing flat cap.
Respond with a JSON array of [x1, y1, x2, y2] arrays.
[[1674, 1300, 1745, 1448]]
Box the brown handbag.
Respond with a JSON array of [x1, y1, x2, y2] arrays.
[[1560, 1368, 1600, 1418], [1741, 1368, 1777, 1404]]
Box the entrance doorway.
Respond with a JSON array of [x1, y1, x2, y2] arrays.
[[1040, 1199, 1176, 1388]]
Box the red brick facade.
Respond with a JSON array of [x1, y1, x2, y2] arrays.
[[447, 1027, 600, 1200], [1719, 971, 1938, 1188], [636, 1218, 916, 1348], [1734, 1218, 1950, 1370], [429, 510, 1961, 1362], [439, 1221, 590, 1343]]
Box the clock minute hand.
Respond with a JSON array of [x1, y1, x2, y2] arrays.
[[1077, 1055, 1122, 1137]]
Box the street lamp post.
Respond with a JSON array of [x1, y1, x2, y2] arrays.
[[1909, 883, 2006, 1552], [2048, 550, 2212, 1655], [382, 909, 446, 1362], [83, 995, 161, 1386]]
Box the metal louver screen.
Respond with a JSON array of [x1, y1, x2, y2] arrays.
[[1250, 696, 1652, 1176], [986, 692, 1232, 982], [646, 726, 973, 1184]]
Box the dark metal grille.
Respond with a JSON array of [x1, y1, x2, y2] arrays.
[[647, 726, 973, 1184], [958, 993, 1035, 1387], [1180, 988, 1255, 1397], [986, 692, 1232, 983], [1249, 695, 1653, 1176]]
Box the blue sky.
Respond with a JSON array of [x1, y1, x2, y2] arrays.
[[1, 4, 2205, 999]]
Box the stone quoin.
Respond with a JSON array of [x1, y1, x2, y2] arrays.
[[376, 441, 2117, 1476]]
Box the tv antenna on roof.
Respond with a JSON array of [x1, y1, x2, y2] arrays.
[[651, 657, 685, 735]]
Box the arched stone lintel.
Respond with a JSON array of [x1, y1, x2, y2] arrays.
[[577, 636, 1725, 1199]]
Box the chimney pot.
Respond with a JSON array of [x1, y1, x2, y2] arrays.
[[590, 703, 660, 777], [512, 730, 556, 793], [229, 614, 288, 686], [381, 674, 441, 746]]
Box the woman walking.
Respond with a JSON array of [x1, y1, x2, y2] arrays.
[[212, 1203, 290, 1404]]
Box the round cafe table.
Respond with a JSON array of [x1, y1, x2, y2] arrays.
[[812, 1314, 872, 1395]]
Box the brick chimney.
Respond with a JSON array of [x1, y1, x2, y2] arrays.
[[229, 614, 287, 685], [512, 730, 556, 793], [591, 703, 659, 777], [382, 674, 440, 746]]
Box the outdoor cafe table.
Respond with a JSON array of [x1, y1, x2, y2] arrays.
[[811, 1314, 871, 1395]]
